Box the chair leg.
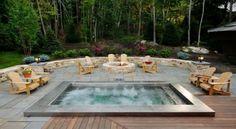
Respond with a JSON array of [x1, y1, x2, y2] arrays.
[[208, 87, 213, 95]]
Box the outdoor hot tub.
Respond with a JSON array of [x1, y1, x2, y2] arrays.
[[24, 81, 215, 117]]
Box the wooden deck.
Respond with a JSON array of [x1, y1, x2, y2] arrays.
[[42, 96, 236, 129]]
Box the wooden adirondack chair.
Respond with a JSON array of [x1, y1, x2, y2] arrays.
[[200, 72, 232, 95], [7, 72, 40, 95], [77, 61, 94, 75], [189, 67, 216, 86], [108, 54, 115, 62], [85, 56, 98, 68], [142, 61, 158, 73], [121, 54, 128, 63], [31, 70, 49, 85]]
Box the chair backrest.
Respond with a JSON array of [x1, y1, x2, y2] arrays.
[[204, 67, 216, 76], [85, 56, 93, 65], [7, 72, 25, 90], [121, 54, 128, 62], [108, 54, 115, 62], [214, 72, 232, 90], [76, 61, 84, 72], [143, 56, 151, 62]]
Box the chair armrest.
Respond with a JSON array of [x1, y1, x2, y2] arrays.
[[209, 81, 229, 85], [196, 75, 211, 78], [11, 82, 31, 84], [36, 72, 49, 75]]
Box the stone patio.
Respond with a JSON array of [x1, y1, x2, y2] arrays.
[[0, 62, 235, 129]]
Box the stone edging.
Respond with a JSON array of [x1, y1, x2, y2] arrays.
[[0, 57, 203, 82]]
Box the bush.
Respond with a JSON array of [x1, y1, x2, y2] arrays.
[[78, 48, 91, 56], [157, 49, 172, 58], [104, 47, 120, 55], [23, 56, 35, 64], [36, 29, 62, 54], [122, 48, 133, 55], [65, 49, 79, 58], [117, 35, 141, 46], [162, 22, 183, 46], [94, 47, 103, 56], [52, 50, 66, 59], [39, 54, 50, 62], [145, 48, 157, 56], [65, 24, 80, 43]]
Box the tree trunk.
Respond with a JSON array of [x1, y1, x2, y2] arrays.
[[197, 0, 206, 47], [138, 0, 142, 36], [53, 0, 58, 38], [59, 0, 63, 32], [229, 0, 233, 22], [188, 0, 192, 46], [153, 0, 156, 43], [36, 0, 46, 36]]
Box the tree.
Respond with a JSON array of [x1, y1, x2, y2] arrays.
[[188, 0, 192, 46], [152, 0, 156, 43], [197, 0, 206, 47], [8, 0, 39, 55]]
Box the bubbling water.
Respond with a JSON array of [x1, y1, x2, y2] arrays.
[[57, 86, 179, 106]]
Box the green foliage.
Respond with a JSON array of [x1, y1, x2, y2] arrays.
[[122, 48, 133, 55], [162, 22, 183, 46], [78, 48, 91, 56], [117, 35, 141, 46], [7, 0, 39, 55], [65, 49, 79, 57], [65, 24, 80, 43], [36, 29, 62, 54], [0, 24, 15, 51], [0, 51, 24, 69], [157, 48, 172, 58], [104, 47, 120, 55], [145, 48, 158, 56], [23, 56, 35, 64], [39, 54, 50, 62], [52, 50, 66, 59]]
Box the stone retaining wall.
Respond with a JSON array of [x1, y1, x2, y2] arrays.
[[0, 57, 201, 82]]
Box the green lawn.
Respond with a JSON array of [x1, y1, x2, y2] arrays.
[[0, 51, 24, 69]]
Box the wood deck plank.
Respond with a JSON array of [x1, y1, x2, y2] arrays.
[[91, 117, 101, 129], [72, 117, 83, 129], [79, 117, 89, 129], [42, 96, 236, 129]]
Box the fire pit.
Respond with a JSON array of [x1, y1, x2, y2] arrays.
[[103, 62, 135, 73]]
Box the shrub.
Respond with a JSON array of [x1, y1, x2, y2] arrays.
[[36, 29, 62, 54], [117, 35, 141, 46], [157, 49, 172, 58], [122, 48, 133, 55], [39, 54, 50, 62], [78, 48, 91, 56], [104, 47, 120, 55], [94, 47, 103, 56], [162, 22, 183, 46], [145, 48, 157, 56], [65, 49, 79, 58], [65, 24, 80, 43], [23, 56, 35, 64], [52, 50, 66, 59]]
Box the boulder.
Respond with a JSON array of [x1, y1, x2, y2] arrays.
[[177, 51, 191, 60]]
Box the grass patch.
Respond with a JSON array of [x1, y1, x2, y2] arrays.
[[0, 51, 24, 69]]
